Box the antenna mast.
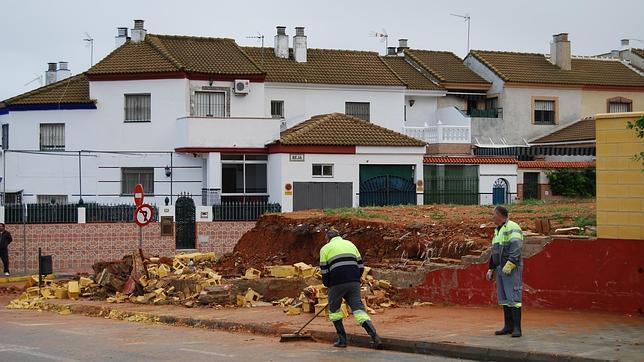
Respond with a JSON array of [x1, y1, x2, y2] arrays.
[[83, 32, 94, 66], [370, 29, 389, 54], [246, 33, 265, 64], [450, 13, 471, 53]]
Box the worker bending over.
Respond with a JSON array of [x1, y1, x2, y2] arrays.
[[486, 205, 523, 337], [319, 229, 382, 349]]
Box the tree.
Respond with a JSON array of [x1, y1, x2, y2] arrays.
[[626, 115, 644, 169], [545, 168, 596, 197]]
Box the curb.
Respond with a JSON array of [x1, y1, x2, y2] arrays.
[[36, 301, 608, 362]]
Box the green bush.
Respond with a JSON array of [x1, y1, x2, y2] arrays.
[[545, 168, 596, 197]]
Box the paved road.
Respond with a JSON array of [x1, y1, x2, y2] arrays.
[[0, 308, 465, 361]]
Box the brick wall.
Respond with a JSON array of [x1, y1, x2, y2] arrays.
[[4, 221, 255, 274], [425, 143, 472, 155], [595, 112, 644, 240]]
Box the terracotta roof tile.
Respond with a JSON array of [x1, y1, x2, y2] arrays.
[[469, 50, 644, 87], [424, 156, 516, 164], [276, 113, 426, 147], [1, 74, 92, 106], [88, 34, 264, 76], [243, 47, 405, 87], [404, 50, 490, 87], [517, 160, 595, 169], [531, 117, 595, 143], [380, 56, 443, 91]]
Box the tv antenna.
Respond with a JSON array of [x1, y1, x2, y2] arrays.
[[450, 13, 471, 53], [370, 29, 389, 54], [24, 74, 43, 88], [83, 32, 94, 66], [246, 33, 265, 64]]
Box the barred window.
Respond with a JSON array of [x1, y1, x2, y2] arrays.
[[39, 123, 65, 151], [124, 94, 151, 122], [271, 100, 284, 118], [2, 124, 8, 150], [37, 195, 68, 204], [345, 102, 370, 121], [533, 100, 556, 125], [193, 91, 225, 117], [121, 168, 154, 195]]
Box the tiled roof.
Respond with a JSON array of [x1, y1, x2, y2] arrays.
[[469, 50, 644, 87], [243, 47, 405, 87], [1, 74, 92, 106], [517, 160, 595, 169], [404, 49, 490, 87], [424, 156, 516, 164], [88, 34, 264, 76], [276, 113, 426, 147], [380, 56, 443, 91], [531, 117, 595, 144]]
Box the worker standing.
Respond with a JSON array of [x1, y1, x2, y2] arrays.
[[319, 229, 382, 349], [0, 223, 12, 276], [486, 206, 523, 337]]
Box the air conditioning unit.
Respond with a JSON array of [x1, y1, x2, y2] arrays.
[[233, 79, 250, 95]]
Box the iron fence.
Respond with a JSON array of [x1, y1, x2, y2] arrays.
[[359, 191, 417, 207], [424, 177, 479, 205], [213, 201, 281, 221], [85, 203, 158, 223], [3, 203, 158, 224]]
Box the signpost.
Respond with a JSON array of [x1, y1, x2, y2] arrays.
[[133, 184, 153, 249]]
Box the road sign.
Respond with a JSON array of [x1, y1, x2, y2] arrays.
[[135, 204, 154, 227], [134, 184, 144, 206]]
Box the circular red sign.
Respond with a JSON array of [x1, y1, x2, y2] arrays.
[[134, 184, 144, 206], [134, 204, 154, 227]]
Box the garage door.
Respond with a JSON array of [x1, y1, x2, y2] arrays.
[[293, 182, 353, 211]]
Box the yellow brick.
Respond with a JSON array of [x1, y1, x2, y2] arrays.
[[597, 225, 620, 239], [617, 171, 644, 185], [615, 226, 641, 240], [601, 211, 624, 226], [266, 265, 296, 278], [620, 198, 642, 212], [596, 171, 620, 184], [628, 212, 644, 226], [617, 143, 644, 157], [604, 130, 639, 143], [596, 211, 608, 225], [596, 143, 619, 156], [597, 198, 622, 212]]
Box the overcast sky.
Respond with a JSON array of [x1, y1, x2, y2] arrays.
[[1, 0, 642, 100]]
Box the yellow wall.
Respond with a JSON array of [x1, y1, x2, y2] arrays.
[[595, 112, 644, 240], [582, 90, 644, 117]]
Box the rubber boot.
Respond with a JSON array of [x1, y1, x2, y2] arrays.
[[332, 320, 347, 347], [511, 307, 522, 338], [362, 320, 383, 349], [494, 306, 513, 335]]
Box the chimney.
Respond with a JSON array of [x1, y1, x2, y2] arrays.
[[549, 33, 571, 70], [620, 38, 630, 50], [274, 26, 289, 59], [56, 62, 71, 82], [115, 27, 129, 48], [45, 63, 57, 85], [397, 38, 408, 54], [131, 19, 146, 43], [293, 27, 307, 63], [386, 47, 397, 56]]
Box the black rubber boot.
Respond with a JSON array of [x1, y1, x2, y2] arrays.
[[495, 306, 513, 335], [511, 307, 522, 338], [362, 320, 383, 349], [333, 320, 347, 347]]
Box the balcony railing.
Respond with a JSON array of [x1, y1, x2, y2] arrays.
[[468, 108, 500, 118], [404, 124, 470, 144], [175, 116, 281, 149]]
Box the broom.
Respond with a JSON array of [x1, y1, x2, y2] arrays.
[[280, 304, 328, 342]]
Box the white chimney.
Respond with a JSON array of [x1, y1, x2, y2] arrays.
[[549, 33, 571, 71], [115, 27, 129, 48], [45, 63, 57, 85], [620, 38, 630, 50], [274, 26, 289, 59], [56, 61, 71, 82], [293, 27, 307, 63], [131, 19, 146, 43], [397, 38, 409, 54]]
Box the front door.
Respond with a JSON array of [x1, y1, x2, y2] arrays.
[[523, 172, 540, 200], [175, 194, 196, 250], [492, 178, 508, 205]]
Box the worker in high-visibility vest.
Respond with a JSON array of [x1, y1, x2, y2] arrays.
[[319, 229, 382, 349], [486, 205, 523, 337]]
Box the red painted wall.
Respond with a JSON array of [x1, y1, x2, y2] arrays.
[[402, 238, 644, 315]]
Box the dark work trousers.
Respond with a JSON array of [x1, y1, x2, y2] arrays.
[[0, 248, 9, 273], [327, 281, 371, 324]]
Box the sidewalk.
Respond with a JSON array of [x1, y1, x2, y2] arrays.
[[18, 297, 642, 361]]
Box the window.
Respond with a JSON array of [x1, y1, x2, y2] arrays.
[[271, 100, 284, 118], [124, 94, 151, 122], [221, 154, 268, 196], [312, 164, 333, 177], [533, 99, 556, 125], [40, 123, 65, 151], [193, 91, 226, 117], [1, 124, 8, 150], [345, 102, 370, 121], [607, 97, 632, 113], [466, 99, 478, 115], [37, 195, 68, 204], [121, 168, 154, 195], [485, 97, 498, 110]]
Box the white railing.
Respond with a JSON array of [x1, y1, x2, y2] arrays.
[[404, 123, 470, 144]]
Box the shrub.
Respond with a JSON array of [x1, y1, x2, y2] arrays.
[[545, 168, 596, 197]]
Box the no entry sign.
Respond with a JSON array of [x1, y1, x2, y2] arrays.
[[135, 204, 154, 227], [134, 184, 144, 206]]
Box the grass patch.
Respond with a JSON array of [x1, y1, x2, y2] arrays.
[[429, 210, 446, 220], [573, 215, 596, 228]]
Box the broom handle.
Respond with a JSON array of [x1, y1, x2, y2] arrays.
[[295, 303, 328, 334]]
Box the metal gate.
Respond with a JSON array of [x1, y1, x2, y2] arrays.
[[523, 172, 540, 200], [175, 193, 196, 249], [293, 182, 352, 211], [359, 175, 416, 207], [493, 178, 508, 205]]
